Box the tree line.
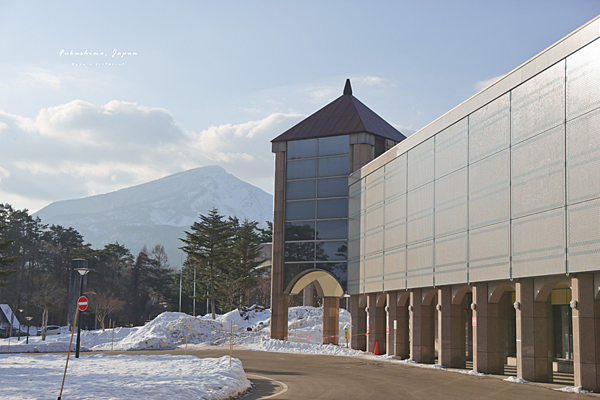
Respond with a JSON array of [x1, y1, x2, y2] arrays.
[[0, 203, 271, 332]]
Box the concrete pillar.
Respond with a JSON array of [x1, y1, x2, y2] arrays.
[[466, 293, 473, 361], [350, 295, 366, 351], [303, 283, 314, 307], [367, 293, 386, 354], [516, 278, 553, 382], [270, 151, 288, 340], [572, 273, 600, 391], [438, 287, 466, 368], [386, 292, 397, 356], [410, 289, 435, 363], [473, 283, 503, 374], [396, 300, 410, 359], [322, 297, 339, 345]]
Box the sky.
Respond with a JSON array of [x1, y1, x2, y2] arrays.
[[0, 1, 599, 213]]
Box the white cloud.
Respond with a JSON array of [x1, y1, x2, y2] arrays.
[[352, 76, 386, 87], [0, 101, 304, 212], [23, 71, 64, 88], [474, 75, 504, 92]]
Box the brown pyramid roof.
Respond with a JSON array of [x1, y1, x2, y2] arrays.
[[272, 79, 406, 143]]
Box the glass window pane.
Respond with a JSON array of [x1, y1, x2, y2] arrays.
[[317, 198, 348, 219], [287, 159, 316, 180], [318, 135, 349, 156], [287, 139, 318, 159], [286, 201, 315, 220], [287, 180, 316, 200], [285, 242, 315, 262], [285, 221, 315, 241], [317, 177, 348, 198], [316, 241, 347, 261], [283, 263, 315, 290], [318, 156, 349, 177], [316, 220, 347, 240], [316, 262, 347, 291]]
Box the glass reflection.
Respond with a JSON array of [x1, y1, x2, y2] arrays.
[[286, 201, 315, 220], [285, 242, 315, 262], [287, 180, 316, 200], [317, 198, 348, 219], [287, 159, 316, 179], [316, 220, 347, 240], [317, 177, 348, 198], [318, 135, 349, 156], [287, 139, 317, 160], [283, 263, 315, 290], [316, 241, 347, 261], [318, 156, 349, 177], [285, 221, 315, 241], [317, 262, 348, 292]]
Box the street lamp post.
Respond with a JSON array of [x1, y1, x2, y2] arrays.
[[75, 265, 89, 359], [17, 309, 24, 341], [25, 316, 33, 345]]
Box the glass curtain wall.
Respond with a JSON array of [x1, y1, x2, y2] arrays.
[[284, 135, 349, 292]]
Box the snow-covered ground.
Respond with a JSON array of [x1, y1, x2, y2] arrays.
[[0, 305, 351, 354], [0, 353, 250, 400]]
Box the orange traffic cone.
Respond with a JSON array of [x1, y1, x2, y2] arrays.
[[374, 341, 379, 355]]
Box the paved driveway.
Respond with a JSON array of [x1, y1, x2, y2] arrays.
[[104, 348, 594, 399]]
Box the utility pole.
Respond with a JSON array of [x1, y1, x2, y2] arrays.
[[179, 268, 182, 313]]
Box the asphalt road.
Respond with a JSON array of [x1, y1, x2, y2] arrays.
[[103, 348, 596, 400]]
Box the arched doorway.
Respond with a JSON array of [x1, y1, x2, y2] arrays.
[[285, 269, 345, 344]]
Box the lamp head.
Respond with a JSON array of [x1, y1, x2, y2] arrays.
[[76, 267, 89, 276], [25, 316, 33, 321]]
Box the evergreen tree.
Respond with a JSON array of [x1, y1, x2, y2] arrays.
[[0, 223, 17, 287], [180, 208, 233, 319]]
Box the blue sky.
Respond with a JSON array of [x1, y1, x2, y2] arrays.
[[0, 1, 599, 212]]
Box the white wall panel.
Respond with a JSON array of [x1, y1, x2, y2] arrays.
[[567, 198, 600, 273], [512, 208, 566, 278], [469, 222, 510, 282], [434, 232, 467, 286], [512, 126, 565, 218], [384, 195, 406, 249], [365, 168, 384, 210], [567, 108, 600, 204], [435, 118, 468, 178], [407, 182, 434, 245], [469, 149, 510, 229], [384, 153, 407, 201], [469, 93, 510, 163], [364, 255, 383, 293], [406, 240, 433, 288], [435, 168, 468, 238], [567, 38, 600, 121], [384, 246, 406, 291], [407, 137, 434, 191], [511, 60, 565, 144]]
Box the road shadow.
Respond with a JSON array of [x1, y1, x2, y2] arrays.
[[241, 375, 286, 400]]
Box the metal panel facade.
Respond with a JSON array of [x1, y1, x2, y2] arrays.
[[350, 37, 600, 295]]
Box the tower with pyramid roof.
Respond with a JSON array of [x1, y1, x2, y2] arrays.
[[269, 79, 406, 342]]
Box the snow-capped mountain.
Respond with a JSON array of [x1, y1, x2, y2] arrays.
[[34, 165, 273, 268]]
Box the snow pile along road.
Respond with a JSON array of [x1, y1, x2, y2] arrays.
[[253, 338, 364, 357], [0, 341, 91, 354], [0, 354, 251, 400]]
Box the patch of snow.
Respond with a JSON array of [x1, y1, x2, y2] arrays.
[[0, 354, 250, 400], [503, 376, 529, 383], [0, 342, 91, 354], [250, 338, 365, 357], [555, 386, 590, 393]]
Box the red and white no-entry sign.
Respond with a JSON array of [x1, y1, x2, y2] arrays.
[[78, 296, 88, 311]]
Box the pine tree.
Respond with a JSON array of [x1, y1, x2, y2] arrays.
[[180, 208, 233, 319], [0, 223, 17, 287]]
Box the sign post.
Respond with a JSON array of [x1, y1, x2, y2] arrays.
[[75, 296, 88, 358]]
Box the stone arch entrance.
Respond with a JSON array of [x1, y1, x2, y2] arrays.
[[284, 269, 345, 344]]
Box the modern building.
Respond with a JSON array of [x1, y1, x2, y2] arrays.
[[346, 15, 600, 391], [270, 80, 406, 343], [270, 14, 600, 392]]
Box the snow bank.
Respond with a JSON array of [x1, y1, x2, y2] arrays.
[[503, 376, 529, 383], [0, 342, 90, 354], [555, 386, 590, 393], [0, 354, 251, 400], [253, 338, 364, 357]]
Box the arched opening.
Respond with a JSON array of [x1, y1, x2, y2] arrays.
[[284, 269, 345, 345], [487, 283, 516, 375]]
